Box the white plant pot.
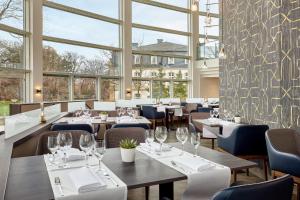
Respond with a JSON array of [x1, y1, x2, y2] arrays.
[[234, 117, 241, 124], [100, 114, 108, 121], [120, 148, 136, 163]]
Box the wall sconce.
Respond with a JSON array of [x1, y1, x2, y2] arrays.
[[36, 88, 42, 95], [126, 88, 132, 98]]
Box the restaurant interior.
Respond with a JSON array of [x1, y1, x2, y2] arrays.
[[0, 0, 299, 200]]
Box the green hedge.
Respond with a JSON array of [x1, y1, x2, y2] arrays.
[[0, 101, 10, 116]]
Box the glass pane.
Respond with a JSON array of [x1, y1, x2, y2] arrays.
[[174, 81, 188, 98], [154, 0, 188, 8], [132, 54, 189, 79], [0, 31, 24, 69], [132, 80, 150, 99], [132, 2, 188, 32], [101, 79, 120, 101], [48, 0, 119, 19], [0, 0, 23, 29], [132, 28, 188, 56], [0, 77, 24, 116], [199, 0, 219, 13], [43, 76, 69, 101], [73, 77, 96, 100], [199, 16, 219, 36], [43, 41, 121, 76], [152, 81, 170, 98], [43, 7, 120, 47], [198, 38, 219, 59]]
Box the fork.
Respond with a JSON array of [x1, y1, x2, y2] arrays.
[[54, 177, 64, 196]]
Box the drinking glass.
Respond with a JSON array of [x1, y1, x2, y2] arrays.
[[210, 110, 214, 119], [176, 127, 188, 155], [145, 130, 154, 151], [120, 108, 126, 116], [80, 133, 95, 166], [83, 109, 90, 118], [94, 140, 106, 171], [57, 132, 72, 166], [47, 136, 58, 163], [213, 109, 219, 118], [155, 126, 168, 155], [191, 132, 200, 157], [127, 108, 133, 117]]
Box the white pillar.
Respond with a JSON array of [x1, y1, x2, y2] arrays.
[[190, 2, 200, 98], [121, 0, 132, 99], [29, 0, 43, 102]]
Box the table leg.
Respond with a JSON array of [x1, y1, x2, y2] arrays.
[[159, 182, 174, 200], [165, 109, 169, 130]]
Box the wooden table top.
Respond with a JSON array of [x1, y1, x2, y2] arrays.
[[5, 143, 256, 200]]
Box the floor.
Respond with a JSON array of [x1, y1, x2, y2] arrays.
[[127, 129, 298, 200]]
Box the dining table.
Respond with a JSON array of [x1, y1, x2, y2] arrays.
[[5, 143, 256, 200]]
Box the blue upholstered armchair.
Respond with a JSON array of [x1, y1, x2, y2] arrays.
[[266, 129, 300, 177], [217, 125, 269, 181], [197, 107, 213, 113], [112, 123, 150, 130], [212, 175, 294, 200], [142, 106, 165, 129], [51, 123, 94, 134]]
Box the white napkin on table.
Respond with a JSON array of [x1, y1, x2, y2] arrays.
[[140, 143, 172, 152], [171, 156, 214, 172], [57, 148, 85, 162], [68, 167, 106, 193]]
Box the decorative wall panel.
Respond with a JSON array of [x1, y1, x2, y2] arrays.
[[220, 0, 300, 129]]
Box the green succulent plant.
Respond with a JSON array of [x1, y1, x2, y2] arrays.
[[100, 112, 108, 115], [120, 138, 138, 149]]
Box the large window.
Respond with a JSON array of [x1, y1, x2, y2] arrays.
[[132, 1, 190, 99], [42, 0, 121, 101], [43, 76, 69, 101], [0, 0, 27, 116]]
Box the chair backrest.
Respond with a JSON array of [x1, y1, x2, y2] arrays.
[[190, 112, 210, 132], [218, 125, 269, 155], [105, 127, 145, 148], [142, 106, 156, 119], [51, 123, 94, 134], [35, 130, 90, 155], [198, 107, 213, 113], [185, 103, 198, 113], [112, 123, 150, 130], [212, 175, 294, 200]]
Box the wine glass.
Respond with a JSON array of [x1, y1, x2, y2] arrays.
[[94, 140, 106, 172], [155, 126, 168, 155], [191, 132, 200, 157], [79, 133, 95, 167], [57, 132, 72, 166], [210, 110, 214, 119], [117, 108, 121, 117], [176, 127, 188, 155], [120, 108, 126, 116], [47, 136, 58, 164], [145, 130, 154, 151], [127, 108, 133, 117], [213, 109, 219, 118]]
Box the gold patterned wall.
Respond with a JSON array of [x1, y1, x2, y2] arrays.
[[220, 0, 300, 129]]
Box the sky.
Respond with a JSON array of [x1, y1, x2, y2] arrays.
[[0, 0, 219, 58]]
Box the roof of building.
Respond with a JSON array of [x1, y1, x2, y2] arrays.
[[133, 39, 188, 54]]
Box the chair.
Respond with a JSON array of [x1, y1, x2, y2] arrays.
[[217, 125, 269, 181], [111, 123, 150, 130], [212, 175, 294, 200], [190, 112, 216, 149], [105, 127, 145, 148], [197, 107, 213, 113], [35, 130, 90, 155], [51, 123, 94, 134], [142, 106, 165, 129], [266, 129, 300, 199]]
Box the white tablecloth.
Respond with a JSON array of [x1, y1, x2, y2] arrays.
[[44, 155, 127, 200], [203, 119, 241, 138], [137, 144, 231, 200]]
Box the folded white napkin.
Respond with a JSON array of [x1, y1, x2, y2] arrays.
[[172, 156, 214, 172], [68, 167, 106, 193], [57, 148, 85, 162], [140, 143, 172, 152], [118, 116, 137, 123]]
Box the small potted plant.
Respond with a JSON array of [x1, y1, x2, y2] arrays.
[[99, 112, 108, 121], [120, 139, 138, 163], [234, 113, 241, 124]]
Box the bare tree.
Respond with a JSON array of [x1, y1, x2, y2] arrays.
[[0, 0, 22, 22]]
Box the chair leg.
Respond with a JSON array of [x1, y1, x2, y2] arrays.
[[153, 120, 156, 130], [145, 186, 149, 200], [263, 159, 268, 181], [233, 170, 237, 182], [296, 183, 300, 200], [211, 139, 215, 149]]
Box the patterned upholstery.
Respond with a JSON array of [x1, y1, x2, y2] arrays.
[[105, 127, 145, 148]]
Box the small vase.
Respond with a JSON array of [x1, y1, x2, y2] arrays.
[[234, 117, 241, 124], [120, 148, 135, 163]]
